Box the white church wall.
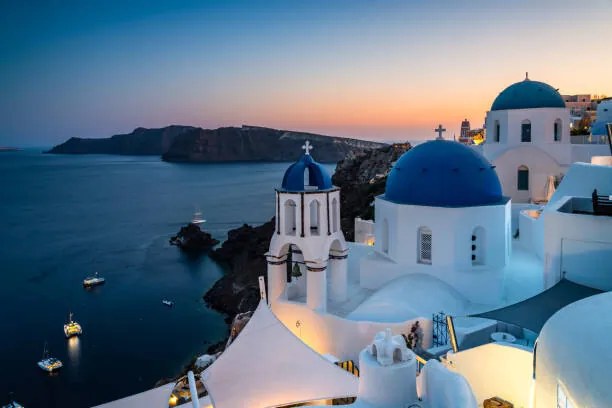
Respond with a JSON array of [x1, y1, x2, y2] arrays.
[[368, 199, 509, 304], [570, 144, 610, 164], [543, 197, 612, 290], [271, 300, 432, 364], [444, 343, 533, 408]]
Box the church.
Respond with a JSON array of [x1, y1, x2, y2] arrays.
[[97, 78, 612, 408]]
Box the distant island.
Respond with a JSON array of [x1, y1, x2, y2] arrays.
[[47, 125, 385, 163]]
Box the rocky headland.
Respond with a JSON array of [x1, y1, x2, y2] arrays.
[[47, 124, 385, 163], [169, 223, 219, 253], [203, 143, 411, 320]]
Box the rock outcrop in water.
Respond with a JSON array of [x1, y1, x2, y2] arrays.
[[47, 124, 385, 162], [332, 143, 411, 241], [169, 223, 219, 253]]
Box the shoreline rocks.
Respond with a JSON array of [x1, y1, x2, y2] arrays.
[[169, 223, 219, 253]]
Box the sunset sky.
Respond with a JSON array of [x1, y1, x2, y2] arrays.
[[1, 0, 611, 146]]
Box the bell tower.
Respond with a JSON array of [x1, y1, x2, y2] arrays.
[[266, 141, 348, 313]]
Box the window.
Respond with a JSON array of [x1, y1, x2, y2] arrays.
[[521, 120, 531, 142], [471, 227, 485, 266], [517, 166, 529, 191], [495, 121, 500, 142], [557, 383, 575, 408], [418, 227, 432, 264], [331, 197, 339, 233], [381, 219, 389, 254], [284, 199, 297, 235], [309, 199, 320, 236], [554, 119, 562, 142]]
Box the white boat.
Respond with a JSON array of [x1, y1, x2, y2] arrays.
[[63, 312, 83, 338], [2, 393, 24, 408], [83, 272, 105, 288], [37, 343, 63, 373], [191, 211, 206, 225], [162, 299, 174, 307]]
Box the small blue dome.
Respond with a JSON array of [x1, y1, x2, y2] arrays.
[[384, 140, 503, 207], [281, 154, 333, 191], [491, 78, 565, 111]]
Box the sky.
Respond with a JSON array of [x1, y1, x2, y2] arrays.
[[1, 0, 611, 146]]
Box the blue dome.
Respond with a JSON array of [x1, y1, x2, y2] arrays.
[[281, 154, 333, 191], [491, 78, 565, 111], [384, 140, 503, 207]]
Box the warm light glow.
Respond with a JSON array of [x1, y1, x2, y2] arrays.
[[366, 236, 375, 246]]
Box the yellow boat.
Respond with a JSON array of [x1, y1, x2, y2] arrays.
[[64, 312, 83, 338]]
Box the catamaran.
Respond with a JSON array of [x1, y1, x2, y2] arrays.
[[37, 343, 63, 373], [63, 312, 83, 338], [83, 272, 105, 288]]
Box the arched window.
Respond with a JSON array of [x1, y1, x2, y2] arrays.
[[331, 197, 339, 233], [517, 165, 529, 191], [381, 219, 389, 254], [521, 120, 531, 142], [554, 118, 562, 142], [284, 199, 297, 235], [417, 227, 432, 264], [494, 120, 500, 143], [309, 199, 320, 236], [471, 227, 485, 266]]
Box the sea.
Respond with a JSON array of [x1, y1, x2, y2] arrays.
[[0, 149, 334, 407]]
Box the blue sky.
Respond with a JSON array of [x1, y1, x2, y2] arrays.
[[1, 0, 611, 146]]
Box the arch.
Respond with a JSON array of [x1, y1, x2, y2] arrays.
[[471, 226, 485, 266], [309, 199, 320, 236], [381, 219, 389, 254], [277, 242, 308, 302], [284, 199, 297, 236], [371, 344, 378, 358], [521, 119, 532, 142], [417, 226, 432, 265], [517, 165, 529, 191], [494, 120, 500, 143], [554, 118, 562, 142], [331, 197, 339, 233], [393, 347, 403, 363]]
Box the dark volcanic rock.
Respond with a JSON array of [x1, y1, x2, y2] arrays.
[[332, 143, 411, 241], [169, 223, 219, 253], [204, 219, 275, 320], [162, 125, 384, 163], [47, 125, 194, 155]]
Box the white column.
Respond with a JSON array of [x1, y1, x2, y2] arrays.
[[267, 261, 287, 303], [187, 371, 200, 408], [307, 268, 327, 313], [329, 258, 348, 302]]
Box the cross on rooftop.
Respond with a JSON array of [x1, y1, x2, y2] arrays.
[[434, 124, 446, 140], [302, 140, 313, 155]]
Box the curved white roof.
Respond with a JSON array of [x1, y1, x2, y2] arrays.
[[202, 301, 358, 408]]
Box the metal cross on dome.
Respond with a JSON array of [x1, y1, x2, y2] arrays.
[[434, 124, 446, 140], [302, 140, 313, 155]]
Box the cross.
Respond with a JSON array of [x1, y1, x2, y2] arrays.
[[434, 124, 446, 140], [302, 140, 313, 155]]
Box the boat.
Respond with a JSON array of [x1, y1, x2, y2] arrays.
[[83, 272, 105, 288], [191, 210, 206, 225], [162, 299, 174, 307], [2, 393, 24, 408], [63, 312, 83, 338], [37, 343, 63, 373]]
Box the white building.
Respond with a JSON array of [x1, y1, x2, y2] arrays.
[[480, 74, 609, 203]]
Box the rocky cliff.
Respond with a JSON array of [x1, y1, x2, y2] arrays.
[[332, 143, 411, 240], [46, 125, 194, 155], [47, 124, 385, 162], [162, 125, 384, 163]]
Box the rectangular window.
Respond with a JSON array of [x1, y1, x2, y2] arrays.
[[554, 122, 560, 141], [518, 169, 529, 191], [418, 230, 432, 264], [521, 123, 532, 142], [495, 123, 500, 142]]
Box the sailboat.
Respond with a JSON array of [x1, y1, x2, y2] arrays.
[[37, 342, 63, 372], [83, 272, 105, 288], [63, 312, 83, 338], [1, 393, 24, 408]]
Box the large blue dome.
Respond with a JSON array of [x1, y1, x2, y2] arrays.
[[281, 154, 333, 192], [384, 140, 504, 207], [491, 78, 565, 111]]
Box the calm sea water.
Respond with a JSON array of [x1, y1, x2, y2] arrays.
[[0, 150, 331, 407]]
